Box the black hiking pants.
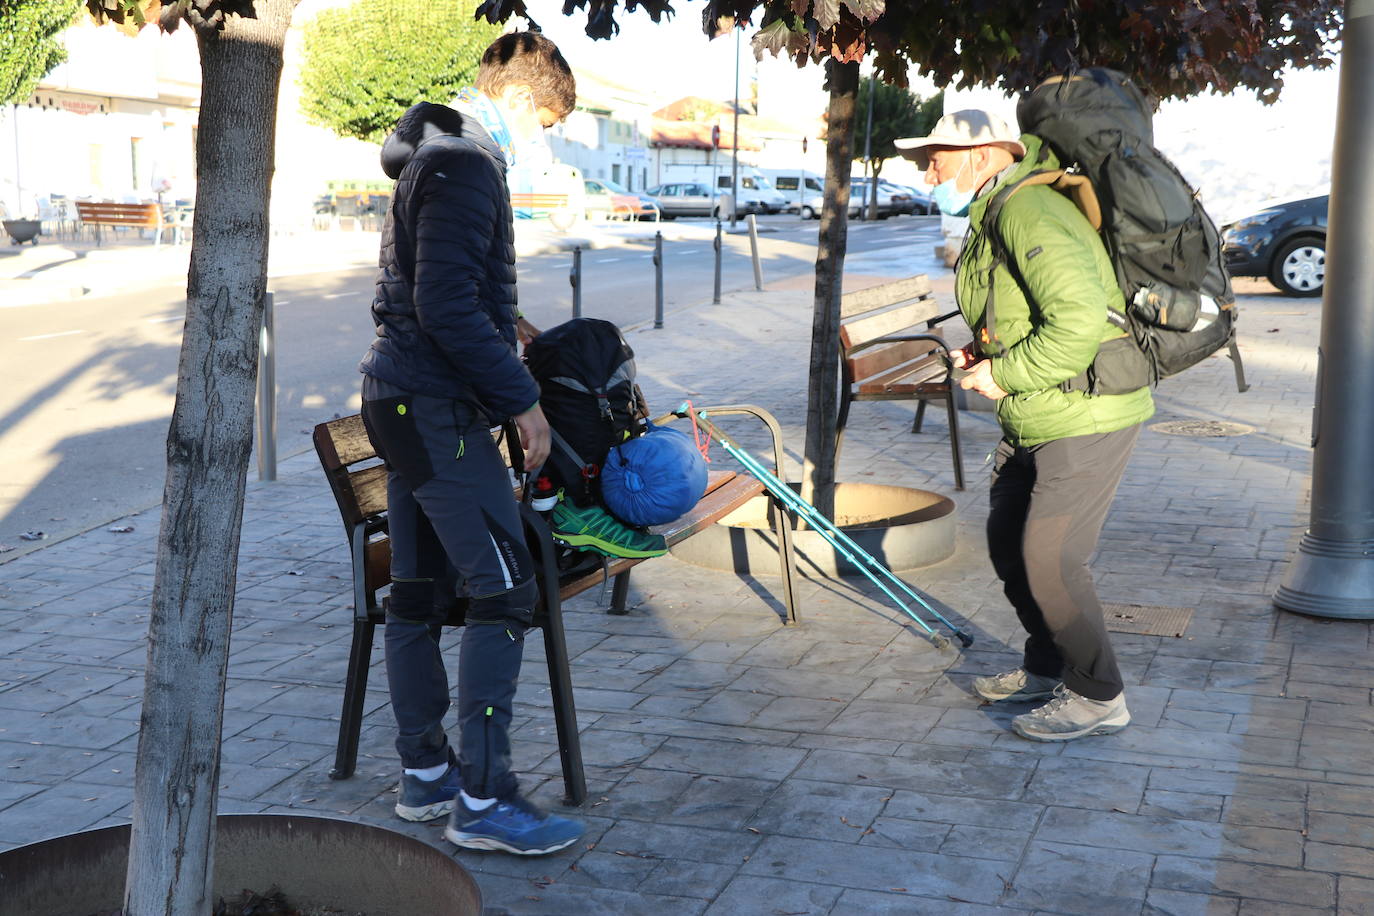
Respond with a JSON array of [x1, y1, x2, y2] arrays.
[[986, 424, 1140, 701], [361, 375, 536, 800]]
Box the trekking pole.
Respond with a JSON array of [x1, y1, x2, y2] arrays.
[[570, 246, 582, 318], [747, 213, 763, 291], [678, 405, 973, 649], [713, 219, 723, 304], [653, 231, 664, 329]]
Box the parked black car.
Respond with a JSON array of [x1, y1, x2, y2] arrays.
[[1222, 194, 1328, 297]]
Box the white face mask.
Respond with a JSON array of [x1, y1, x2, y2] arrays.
[[507, 95, 553, 173]]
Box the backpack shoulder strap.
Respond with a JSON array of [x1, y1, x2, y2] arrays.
[[980, 168, 1065, 356]]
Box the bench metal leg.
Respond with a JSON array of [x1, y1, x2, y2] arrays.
[[912, 399, 927, 433], [945, 391, 965, 491], [329, 617, 376, 780], [520, 504, 587, 807], [770, 495, 800, 625], [1228, 336, 1251, 393], [609, 570, 631, 615]]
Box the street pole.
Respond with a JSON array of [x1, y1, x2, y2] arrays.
[[11, 104, 23, 218], [1275, 4, 1374, 618], [713, 219, 723, 304], [747, 213, 763, 290], [570, 246, 582, 318], [731, 26, 740, 230], [862, 77, 875, 222], [256, 291, 277, 482], [653, 231, 664, 329]]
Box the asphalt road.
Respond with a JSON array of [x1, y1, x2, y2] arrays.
[[0, 214, 942, 554]]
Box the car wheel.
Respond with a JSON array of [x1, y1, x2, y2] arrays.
[[1270, 236, 1326, 297], [801, 205, 816, 220]]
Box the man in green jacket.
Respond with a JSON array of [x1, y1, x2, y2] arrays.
[[898, 110, 1154, 741]]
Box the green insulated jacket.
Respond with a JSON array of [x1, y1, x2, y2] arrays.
[[955, 134, 1154, 447]]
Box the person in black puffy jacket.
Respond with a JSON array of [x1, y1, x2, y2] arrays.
[[357, 32, 584, 856]]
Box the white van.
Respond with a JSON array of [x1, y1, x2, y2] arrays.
[[713, 168, 786, 214], [762, 168, 861, 220]]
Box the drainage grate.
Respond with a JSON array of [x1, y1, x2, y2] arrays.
[[1103, 603, 1194, 638], [1149, 419, 1253, 438]]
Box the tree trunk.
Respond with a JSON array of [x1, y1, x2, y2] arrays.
[[801, 59, 858, 522], [123, 3, 293, 913]]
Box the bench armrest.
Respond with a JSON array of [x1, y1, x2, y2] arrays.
[[655, 403, 790, 483]]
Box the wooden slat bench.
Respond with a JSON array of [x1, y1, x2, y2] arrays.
[[314, 404, 798, 807], [839, 274, 966, 490], [74, 200, 175, 246]]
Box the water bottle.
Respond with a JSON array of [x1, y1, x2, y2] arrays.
[[531, 476, 558, 514]]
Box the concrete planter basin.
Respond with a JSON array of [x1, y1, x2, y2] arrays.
[[3, 218, 41, 245], [0, 814, 482, 916], [671, 481, 956, 578]]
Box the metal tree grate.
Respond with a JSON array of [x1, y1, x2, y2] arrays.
[[1103, 603, 1194, 638], [1149, 419, 1254, 438]]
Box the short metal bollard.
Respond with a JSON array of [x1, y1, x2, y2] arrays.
[[747, 213, 763, 291], [256, 291, 277, 482], [713, 220, 723, 304], [570, 246, 582, 318], [653, 231, 665, 329]]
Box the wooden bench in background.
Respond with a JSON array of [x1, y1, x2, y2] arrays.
[[839, 275, 966, 490], [74, 200, 174, 246], [313, 404, 799, 806]]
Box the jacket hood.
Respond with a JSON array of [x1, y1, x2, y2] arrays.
[[381, 102, 467, 179]]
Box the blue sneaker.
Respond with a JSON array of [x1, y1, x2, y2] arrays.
[[394, 760, 463, 822], [444, 792, 584, 856]]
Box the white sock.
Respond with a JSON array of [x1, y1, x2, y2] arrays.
[[461, 790, 496, 811], [404, 762, 448, 782]]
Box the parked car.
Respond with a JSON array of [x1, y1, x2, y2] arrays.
[[643, 182, 732, 219], [1222, 194, 1328, 297], [763, 170, 824, 215], [583, 178, 658, 221], [849, 178, 904, 217], [885, 181, 938, 215]]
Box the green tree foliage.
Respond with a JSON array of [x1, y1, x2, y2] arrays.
[[0, 0, 80, 105], [300, 0, 500, 144], [855, 79, 938, 179], [478, 0, 1340, 104]]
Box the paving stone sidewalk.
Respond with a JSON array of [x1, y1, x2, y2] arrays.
[[1, 260, 1365, 915]]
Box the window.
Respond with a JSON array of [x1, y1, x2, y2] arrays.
[[611, 163, 621, 184], [775, 177, 799, 191], [805, 178, 823, 192]]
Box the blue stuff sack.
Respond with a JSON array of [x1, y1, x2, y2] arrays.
[[601, 423, 708, 527]]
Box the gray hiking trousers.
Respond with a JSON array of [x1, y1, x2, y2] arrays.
[[986, 424, 1140, 701], [361, 375, 536, 799]]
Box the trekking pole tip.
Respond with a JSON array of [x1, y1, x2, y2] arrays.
[[955, 630, 974, 648], [930, 634, 950, 651]]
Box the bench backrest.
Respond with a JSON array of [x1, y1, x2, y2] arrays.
[[314, 414, 521, 601], [314, 415, 393, 600], [839, 275, 947, 383], [75, 201, 161, 228]]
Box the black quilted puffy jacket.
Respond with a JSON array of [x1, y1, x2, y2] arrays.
[[359, 103, 539, 422]]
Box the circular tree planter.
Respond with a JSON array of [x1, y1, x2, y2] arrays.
[[672, 481, 956, 578], [0, 814, 482, 916]]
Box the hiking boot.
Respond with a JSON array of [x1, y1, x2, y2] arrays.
[[1012, 685, 1131, 742], [972, 668, 1061, 704], [395, 757, 463, 822], [550, 495, 667, 559], [444, 792, 584, 856]]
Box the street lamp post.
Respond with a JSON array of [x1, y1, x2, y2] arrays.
[[862, 77, 875, 221], [731, 26, 740, 229], [1274, 5, 1374, 618]]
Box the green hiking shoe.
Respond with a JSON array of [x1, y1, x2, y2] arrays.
[[550, 496, 668, 559]]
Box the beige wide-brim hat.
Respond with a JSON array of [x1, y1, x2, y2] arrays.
[[895, 109, 1027, 171]]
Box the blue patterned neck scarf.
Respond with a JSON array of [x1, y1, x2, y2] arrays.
[[453, 87, 516, 168]]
